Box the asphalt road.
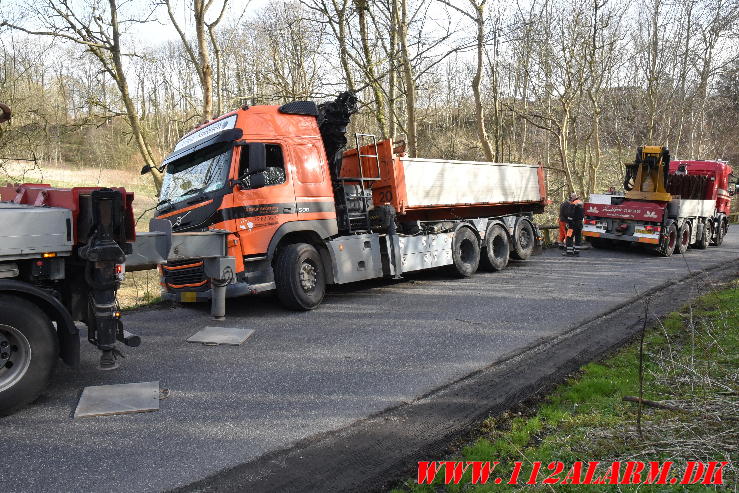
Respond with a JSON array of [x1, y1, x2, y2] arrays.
[[2, 230, 738, 492]]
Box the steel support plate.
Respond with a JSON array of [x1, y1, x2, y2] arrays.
[[186, 326, 255, 346], [74, 381, 160, 418]]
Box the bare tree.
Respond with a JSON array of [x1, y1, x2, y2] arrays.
[[2, 0, 163, 190], [354, 0, 389, 137], [437, 0, 495, 161], [396, 0, 417, 156], [165, 0, 230, 121]]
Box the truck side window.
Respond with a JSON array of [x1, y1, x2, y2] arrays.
[[239, 144, 286, 188]]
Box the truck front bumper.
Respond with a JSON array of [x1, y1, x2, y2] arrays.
[[163, 281, 276, 303]]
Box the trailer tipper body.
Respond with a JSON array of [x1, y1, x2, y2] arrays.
[[151, 93, 547, 309], [583, 151, 734, 256]]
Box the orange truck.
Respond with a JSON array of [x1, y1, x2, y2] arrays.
[[147, 92, 547, 310]]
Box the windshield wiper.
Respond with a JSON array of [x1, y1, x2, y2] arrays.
[[156, 198, 171, 208], [181, 187, 205, 197]]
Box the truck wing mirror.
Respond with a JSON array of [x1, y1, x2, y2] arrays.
[[249, 143, 267, 174], [140, 164, 152, 175], [246, 143, 267, 189]]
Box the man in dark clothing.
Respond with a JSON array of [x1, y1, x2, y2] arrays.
[[562, 193, 584, 257]]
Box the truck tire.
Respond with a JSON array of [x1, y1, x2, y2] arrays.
[[510, 219, 535, 260], [695, 221, 710, 250], [480, 224, 509, 272], [675, 222, 690, 254], [0, 295, 58, 416], [658, 222, 677, 257], [589, 237, 610, 249], [713, 218, 726, 247], [274, 243, 326, 310], [451, 227, 480, 277]]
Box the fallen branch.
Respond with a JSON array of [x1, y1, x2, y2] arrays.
[[623, 396, 690, 413]]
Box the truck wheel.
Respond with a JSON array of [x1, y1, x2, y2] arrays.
[[480, 224, 509, 272], [0, 295, 58, 416], [713, 218, 726, 247], [695, 221, 710, 250], [510, 219, 535, 260], [274, 243, 326, 310], [589, 238, 610, 249], [675, 222, 690, 254], [658, 222, 677, 257], [451, 227, 480, 277]]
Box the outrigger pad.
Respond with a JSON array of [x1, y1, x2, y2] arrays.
[[186, 326, 255, 346], [74, 381, 160, 418]]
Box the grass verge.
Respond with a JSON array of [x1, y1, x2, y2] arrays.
[[393, 280, 739, 492]]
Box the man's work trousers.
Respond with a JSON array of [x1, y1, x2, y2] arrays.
[[558, 220, 567, 243], [566, 226, 582, 255]]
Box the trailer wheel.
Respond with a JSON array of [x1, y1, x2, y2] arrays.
[[658, 222, 677, 257], [695, 221, 710, 250], [451, 227, 480, 277], [0, 295, 58, 416], [511, 219, 535, 260], [480, 224, 509, 272], [274, 243, 326, 310], [675, 222, 690, 254]]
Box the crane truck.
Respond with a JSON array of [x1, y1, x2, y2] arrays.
[[146, 92, 548, 310], [582, 146, 735, 256]]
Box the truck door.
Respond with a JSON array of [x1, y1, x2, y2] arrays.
[[233, 142, 297, 256], [290, 141, 337, 221]]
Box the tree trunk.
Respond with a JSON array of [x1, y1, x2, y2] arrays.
[[471, 0, 495, 161], [194, 0, 213, 120], [109, 0, 161, 191], [355, 0, 387, 138], [398, 0, 417, 157]]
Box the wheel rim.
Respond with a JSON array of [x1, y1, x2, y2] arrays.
[[681, 228, 689, 246], [0, 323, 32, 393], [492, 234, 506, 259], [460, 238, 475, 265], [518, 227, 531, 250], [299, 260, 318, 293], [668, 228, 677, 249]]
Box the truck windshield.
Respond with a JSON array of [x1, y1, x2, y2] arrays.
[[159, 144, 232, 205]]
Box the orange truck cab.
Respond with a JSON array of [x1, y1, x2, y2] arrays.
[[152, 93, 547, 310]]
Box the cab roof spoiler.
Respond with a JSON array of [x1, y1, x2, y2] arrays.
[[158, 127, 244, 171]]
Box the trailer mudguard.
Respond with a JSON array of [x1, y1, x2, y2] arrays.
[[0, 279, 79, 368]]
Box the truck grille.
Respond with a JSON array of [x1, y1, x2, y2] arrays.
[[162, 259, 209, 291]]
